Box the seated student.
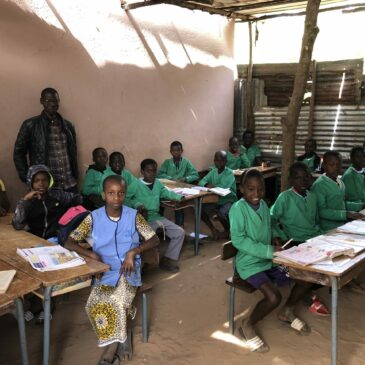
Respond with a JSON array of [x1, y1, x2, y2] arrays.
[[12, 164, 82, 242], [270, 162, 329, 316], [297, 138, 321, 173], [311, 150, 364, 232], [103, 151, 138, 207], [0, 178, 10, 216], [81, 147, 108, 210], [157, 141, 198, 227], [239, 130, 262, 167], [226, 136, 250, 170], [65, 175, 159, 365], [129, 159, 185, 273], [342, 146, 365, 209], [198, 151, 237, 240], [230, 169, 311, 353]]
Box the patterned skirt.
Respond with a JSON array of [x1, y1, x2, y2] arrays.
[[85, 276, 137, 347]]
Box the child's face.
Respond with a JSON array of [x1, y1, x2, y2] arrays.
[[291, 168, 311, 193], [240, 177, 264, 205], [323, 156, 341, 179], [352, 150, 365, 170], [110, 155, 125, 174], [142, 164, 157, 183], [93, 149, 108, 169], [32, 172, 50, 194], [243, 133, 254, 148], [305, 141, 316, 155], [104, 181, 126, 210], [229, 138, 239, 153], [170, 145, 183, 159], [214, 153, 227, 170]]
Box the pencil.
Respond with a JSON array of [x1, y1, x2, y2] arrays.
[[281, 238, 293, 249]]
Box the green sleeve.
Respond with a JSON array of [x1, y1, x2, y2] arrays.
[[240, 153, 250, 168], [198, 170, 212, 187], [81, 170, 96, 195], [157, 160, 172, 180], [312, 185, 347, 222], [159, 184, 184, 201], [185, 160, 199, 183], [229, 206, 274, 260], [342, 172, 364, 211], [346, 200, 363, 212], [270, 197, 289, 241]]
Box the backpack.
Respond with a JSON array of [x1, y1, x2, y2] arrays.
[[57, 205, 90, 246]]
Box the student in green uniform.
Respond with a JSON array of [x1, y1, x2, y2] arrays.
[[81, 147, 108, 210], [230, 169, 311, 353], [311, 150, 364, 232], [157, 141, 198, 227], [297, 138, 322, 173], [342, 146, 365, 209], [130, 159, 185, 273], [226, 136, 250, 170], [102, 151, 138, 207], [271, 162, 329, 316], [198, 151, 237, 240], [239, 130, 262, 167]]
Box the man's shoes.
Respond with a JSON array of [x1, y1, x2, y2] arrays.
[[159, 257, 179, 273]]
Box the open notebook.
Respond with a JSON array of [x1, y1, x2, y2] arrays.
[[0, 270, 16, 294]]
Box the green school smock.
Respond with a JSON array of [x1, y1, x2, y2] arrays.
[[226, 151, 250, 170], [81, 166, 108, 196], [102, 167, 139, 207], [229, 199, 274, 280], [311, 174, 349, 231], [157, 157, 199, 183], [341, 165, 365, 211], [198, 167, 237, 205], [239, 144, 262, 167], [130, 178, 183, 222], [270, 188, 322, 242]]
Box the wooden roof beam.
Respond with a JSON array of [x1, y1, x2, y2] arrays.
[[221, 0, 305, 12]]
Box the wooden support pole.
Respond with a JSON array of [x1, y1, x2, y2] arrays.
[[308, 60, 317, 138], [280, 0, 320, 191], [246, 21, 255, 132]]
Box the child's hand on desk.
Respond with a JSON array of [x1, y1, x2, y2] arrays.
[[272, 237, 282, 247], [88, 252, 101, 262], [273, 245, 283, 252], [177, 177, 186, 183], [347, 211, 365, 220], [206, 184, 215, 188], [121, 251, 136, 277]]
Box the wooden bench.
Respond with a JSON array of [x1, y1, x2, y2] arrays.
[[221, 241, 256, 334]]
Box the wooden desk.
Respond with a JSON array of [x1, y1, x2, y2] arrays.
[[233, 164, 281, 182], [161, 180, 219, 255], [0, 259, 42, 365], [273, 251, 365, 365], [0, 216, 109, 365]]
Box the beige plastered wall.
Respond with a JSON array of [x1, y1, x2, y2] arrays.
[[0, 0, 237, 207]]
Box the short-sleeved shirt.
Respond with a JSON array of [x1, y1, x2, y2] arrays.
[[69, 212, 155, 245]]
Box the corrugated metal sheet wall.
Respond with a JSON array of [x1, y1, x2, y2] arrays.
[[255, 105, 365, 165]]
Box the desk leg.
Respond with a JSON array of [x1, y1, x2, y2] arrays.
[[43, 286, 53, 365], [194, 198, 202, 256], [15, 298, 28, 365], [331, 277, 338, 365]]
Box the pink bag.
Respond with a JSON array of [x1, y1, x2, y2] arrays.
[[58, 205, 88, 226]]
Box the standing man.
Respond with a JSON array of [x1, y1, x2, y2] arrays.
[[14, 88, 78, 192]]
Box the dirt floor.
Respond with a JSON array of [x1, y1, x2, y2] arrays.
[[1, 209, 365, 365]]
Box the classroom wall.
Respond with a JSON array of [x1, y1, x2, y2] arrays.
[[0, 0, 236, 206]]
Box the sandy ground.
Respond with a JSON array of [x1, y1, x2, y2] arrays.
[[1, 209, 365, 365]]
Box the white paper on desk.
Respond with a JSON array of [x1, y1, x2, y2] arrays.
[[192, 186, 209, 192], [208, 187, 231, 196], [337, 220, 365, 235], [313, 256, 352, 267], [159, 178, 176, 184], [189, 232, 208, 239], [169, 187, 199, 196]]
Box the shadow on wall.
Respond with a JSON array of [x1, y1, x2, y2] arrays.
[[0, 1, 235, 207]]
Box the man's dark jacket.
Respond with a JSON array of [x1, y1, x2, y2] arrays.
[[13, 111, 78, 182]]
